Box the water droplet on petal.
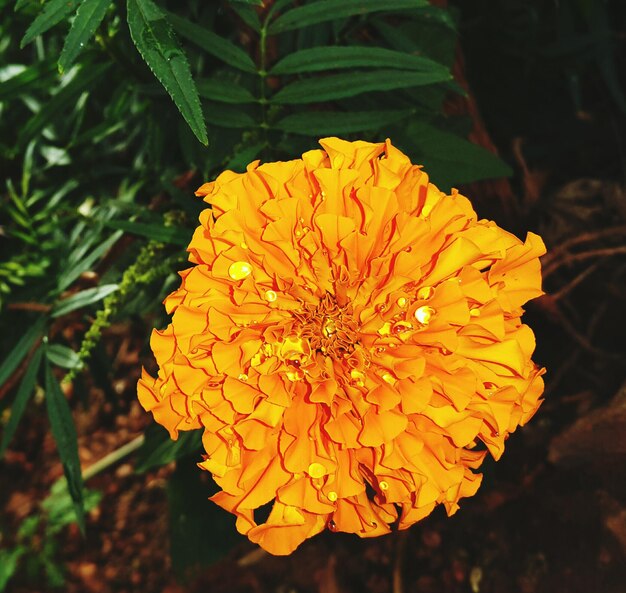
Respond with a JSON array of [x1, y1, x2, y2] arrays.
[[228, 261, 252, 280], [470, 307, 481, 317], [415, 306, 436, 325], [238, 373, 248, 381], [396, 297, 408, 308], [323, 317, 337, 337], [308, 462, 327, 479], [392, 321, 412, 335], [240, 241, 248, 249], [379, 481, 389, 491], [417, 286, 434, 300], [328, 519, 337, 532], [327, 491, 338, 502], [381, 372, 396, 385], [264, 290, 277, 302], [350, 369, 366, 387]]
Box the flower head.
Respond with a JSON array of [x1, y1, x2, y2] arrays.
[[138, 138, 545, 555]]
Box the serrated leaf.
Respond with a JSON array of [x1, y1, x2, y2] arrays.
[[46, 344, 82, 370], [165, 10, 257, 73], [204, 102, 257, 129], [127, 0, 208, 145], [270, 46, 448, 75], [59, 0, 113, 73], [135, 423, 202, 473], [20, 0, 80, 47], [273, 109, 413, 135], [0, 316, 46, 388], [105, 220, 190, 245], [269, 0, 429, 34], [271, 69, 451, 104], [0, 347, 43, 458], [44, 361, 85, 533], [18, 62, 109, 148], [51, 284, 118, 318], [197, 78, 257, 104]]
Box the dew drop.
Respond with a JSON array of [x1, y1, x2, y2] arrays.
[[228, 261, 252, 280], [264, 290, 278, 303], [240, 241, 248, 249], [350, 369, 366, 387], [379, 481, 389, 491], [308, 462, 327, 479], [415, 305, 436, 325], [470, 307, 481, 317], [417, 286, 434, 300], [328, 491, 338, 502], [323, 317, 337, 337], [396, 297, 408, 308], [392, 321, 412, 335], [381, 372, 396, 385], [238, 373, 248, 381], [328, 519, 337, 532]]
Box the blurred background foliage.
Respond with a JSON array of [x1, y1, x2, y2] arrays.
[[0, 0, 625, 591]]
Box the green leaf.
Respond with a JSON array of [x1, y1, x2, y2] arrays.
[[271, 69, 451, 104], [268, 0, 429, 34], [273, 109, 413, 135], [168, 458, 242, 577], [225, 141, 265, 172], [46, 344, 82, 370], [0, 62, 57, 102], [20, 0, 80, 47], [58, 230, 122, 291], [135, 423, 202, 473], [270, 46, 449, 75], [127, 0, 208, 145], [42, 477, 102, 534], [58, 0, 113, 73], [165, 10, 257, 73], [0, 347, 43, 458], [105, 220, 190, 245], [197, 78, 257, 104], [204, 102, 257, 129], [397, 121, 513, 189], [229, 3, 261, 31], [19, 62, 110, 148], [0, 547, 26, 591], [44, 360, 85, 533], [51, 284, 118, 318], [0, 317, 46, 388]]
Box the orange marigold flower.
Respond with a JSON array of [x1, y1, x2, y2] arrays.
[[138, 138, 546, 555]]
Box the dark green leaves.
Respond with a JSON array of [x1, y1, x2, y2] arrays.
[[272, 69, 451, 104], [0, 316, 46, 388], [51, 284, 119, 318], [197, 78, 256, 104], [18, 62, 110, 148], [20, 0, 80, 47], [274, 110, 413, 135], [0, 347, 43, 458], [135, 424, 202, 473], [59, 0, 113, 73], [270, 46, 448, 75], [268, 0, 429, 34], [44, 360, 85, 533], [105, 220, 190, 245], [165, 11, 256, 73], [127, 0, 208, 145]]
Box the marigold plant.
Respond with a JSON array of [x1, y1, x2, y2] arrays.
[[138, 138, 545, 555]]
